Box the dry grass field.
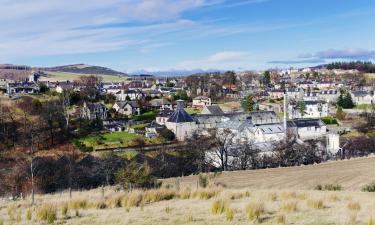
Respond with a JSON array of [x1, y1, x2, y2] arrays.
[[163, 156, 375, 191], [1, 156, 375, 225]]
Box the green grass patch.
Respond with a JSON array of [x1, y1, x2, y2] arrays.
[[132, 111, 158, 121], [185, 107, 202, 115], [354, 104, 373, 110], [44, 72, 128, 82], [76, 131, 165, 150], [129, 123, 148, 129], [321, 116, 338, 125], [341, 130, 364, 137]]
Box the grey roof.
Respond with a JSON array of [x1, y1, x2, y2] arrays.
[[194, 96, 210, 100], [114, 101, 139, 108], [167, 100, 195, 123], [196, 112, 247, 125], [321, 90, 337, 95], [256, 124, 284, 134], [351, 90, 369, 97], [203, 105, 224, 115], [248, 111, 280, 124], [158, 109, 173, 117], [288, 119, 325, 128], [304, 100, 325, 105], [149, 98, 171, 107]]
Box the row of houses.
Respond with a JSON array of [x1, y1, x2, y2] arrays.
[[160, 101, 328, 148]]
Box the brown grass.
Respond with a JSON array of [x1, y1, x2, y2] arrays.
[[1, 187, 375, 224], [162, 156, 375, 191]]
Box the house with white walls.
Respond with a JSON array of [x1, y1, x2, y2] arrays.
[[288, 100, 328, 119]]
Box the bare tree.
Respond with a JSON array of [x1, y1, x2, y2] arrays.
[[207, 128, 235, 171], [231, 140, 261, 170]]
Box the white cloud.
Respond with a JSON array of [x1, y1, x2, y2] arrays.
[[177, 51, 251, 69], [208, 51, 249, 62]]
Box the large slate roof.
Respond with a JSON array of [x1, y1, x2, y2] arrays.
[[203, 105, 224, 115], [288, 119, 325, 128], [167, 100, 195, 123]]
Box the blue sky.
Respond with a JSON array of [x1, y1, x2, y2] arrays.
[[1, 0, 375, 73]]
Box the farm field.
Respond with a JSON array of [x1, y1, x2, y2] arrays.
[[1, 157, 375, 224], [40, 72, 129, 82]]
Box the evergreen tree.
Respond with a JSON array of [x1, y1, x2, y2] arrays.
[[241, 95, 256, 112], [337, 90, 355, 109], [343, 92, 355, 109], [296, 100, 306, 117]]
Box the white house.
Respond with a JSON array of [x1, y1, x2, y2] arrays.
[[112, 101, 140, 116], [351, 90, 375, 105], [268, 90, 284, 99], [288, 100, 328, 119], [192, 96, 212, 108], [156, 109, 173, 125], [115, 89, 143, 101], [165, 100, 197, 141], [287, 119, 327, 140], [149, 98, 173, 110], [81, 102, 107, 120]]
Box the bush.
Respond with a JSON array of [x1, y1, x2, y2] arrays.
[[37, 205, 57, 224], [347, 201, 361, 211], [70, 199, 88, 209], [72, 139, 94, 152], [115, 160, 158, 189], [159, 128, 175, 141], [245, 202, 264, 221], [95, 200, 107, 209], [324, 184, 342, 191], [26, 208, 32, 220], [279, 201, 297, 213], [275, 214, 286, 224], [62, 203, 69, 218], [211, 199, 229, 215], [306, 199, 324, 209], [362, 183, 375, 192], [178, 188, 191, 199], [192, 189, 220, 200], [314, 184, 342, 191], [198, 174, 209, 188], [226, 207, 234, 221], [321, 116, 338, 125]]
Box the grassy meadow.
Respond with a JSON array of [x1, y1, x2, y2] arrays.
[[76, 131, 166, 150], [1, 156, 375, 225], [40, 72, 129, 82]]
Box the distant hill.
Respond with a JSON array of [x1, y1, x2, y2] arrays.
[[46, 64, 127, 76], [131, 69, 223, 77]]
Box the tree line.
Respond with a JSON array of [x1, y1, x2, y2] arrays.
[[326, 61, 375, 73]]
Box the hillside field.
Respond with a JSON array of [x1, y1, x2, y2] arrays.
[[40, 72, 129, 82], [1, 156, 375, 225], [163, 156, 375, 191]]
